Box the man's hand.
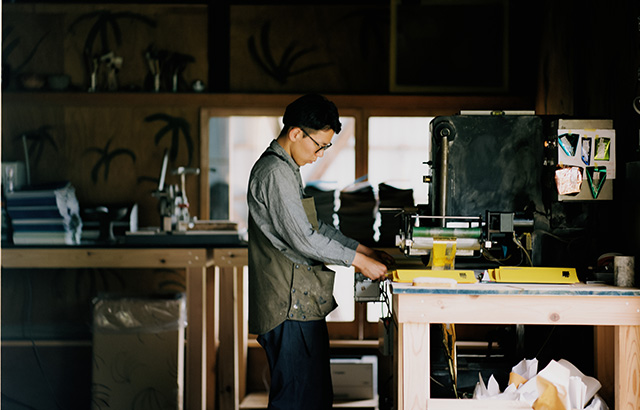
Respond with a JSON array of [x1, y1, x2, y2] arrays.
[[352, 252, 388, 281], [356, 244, 395, 267]]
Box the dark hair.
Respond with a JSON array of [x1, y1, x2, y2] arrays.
[[282, 94, 342, 134]]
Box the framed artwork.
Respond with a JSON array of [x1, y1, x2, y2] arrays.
[[390, 0, 509, 93]]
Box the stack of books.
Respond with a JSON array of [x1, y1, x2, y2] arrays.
[[5, 182, 82, 245]]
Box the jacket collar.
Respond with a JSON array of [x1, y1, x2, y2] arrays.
[[266, 139, 300, 172]]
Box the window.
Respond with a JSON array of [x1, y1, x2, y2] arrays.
[[367, 116, 432, 206], [207, 114, 358, 323], [203, 110, 433, 337], [206, 115, 356, 238], [200, 95, 524, 339]]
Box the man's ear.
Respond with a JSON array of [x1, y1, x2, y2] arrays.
[[288, 126, 303, 142]]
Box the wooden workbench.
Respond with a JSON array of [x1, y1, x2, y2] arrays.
[[1, 246, 248, 410], [391, 282, 640, 410]]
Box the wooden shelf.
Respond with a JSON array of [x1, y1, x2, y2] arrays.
[[330, 339, 380, 349], [1, 91, 298, 108], [240, 392, 379, 410], [2, 340, 91, 347], [246, 338, 379, 349], [1, 91, 533, 114]]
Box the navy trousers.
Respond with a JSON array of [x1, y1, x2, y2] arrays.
[[257, 319, 333, 410]]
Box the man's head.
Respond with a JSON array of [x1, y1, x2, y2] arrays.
[[282, 94, 342, 134], [277, 94, 342, 166]]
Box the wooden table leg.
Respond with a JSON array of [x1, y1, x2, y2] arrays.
[[186, 264, 207, 410], [595, 326, 615, 405], [236, 266, 247, 405], [399, 322, 430, 410], [207, 264, 219, 410], [218, 264, 239, 410], [215, 248, 248, 410], [615, 325, 640, 410]]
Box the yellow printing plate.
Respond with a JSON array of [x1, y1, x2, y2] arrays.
[[392, 269, 478, 284], [488, 266, 579, 284]]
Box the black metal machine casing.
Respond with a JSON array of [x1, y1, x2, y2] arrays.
[[430, 115, 545, 219], [429, 115, 545, 265]]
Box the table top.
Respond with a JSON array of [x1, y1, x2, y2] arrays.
[[1, 240, 248, 250], [390, 282, 640, 297]]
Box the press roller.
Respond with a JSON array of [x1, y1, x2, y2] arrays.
[[410, 226, 483, 252], [395, 211, 534, 258]]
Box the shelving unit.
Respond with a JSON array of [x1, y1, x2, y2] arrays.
[[239, 392, 379, 410], [1, 246, 248, 410]]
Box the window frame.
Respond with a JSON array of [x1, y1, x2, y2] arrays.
[[199, 94, 532, 340]]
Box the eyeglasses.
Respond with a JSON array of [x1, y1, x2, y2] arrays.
[[300, 128, 332, 153]]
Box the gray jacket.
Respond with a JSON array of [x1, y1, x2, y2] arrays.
[[247, 140, 359, 334]]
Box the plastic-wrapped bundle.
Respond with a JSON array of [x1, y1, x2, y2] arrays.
[[338, 183, 376, 246], [304, 185, 336, 228], [378, 183, 414, 247]]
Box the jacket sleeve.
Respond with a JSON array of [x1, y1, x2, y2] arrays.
[[251, 165, 357, 266]]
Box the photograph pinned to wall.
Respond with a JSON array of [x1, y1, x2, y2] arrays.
[[558, 132, 579, 157], [581, 137, 592, 165], [586, 166, 607, 199], [555, 165, 583, 196], [594, 137, 611, 161]]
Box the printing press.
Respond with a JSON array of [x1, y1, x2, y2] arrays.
[[356, 114, 616, 398], [356, 114, 608, 298]]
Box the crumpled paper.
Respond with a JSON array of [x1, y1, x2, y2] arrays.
[[473, 358, 608, 410]]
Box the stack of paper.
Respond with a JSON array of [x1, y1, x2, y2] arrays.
[[474, 358, 607, 410], [5, 182, 82, 245]]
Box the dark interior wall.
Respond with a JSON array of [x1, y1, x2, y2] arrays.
[[535, 0, 640, 274], [568, 0, 640, 266], [0, 0, 542, 229], [1, 1, 544, 95], [2, 1, 640, 409]]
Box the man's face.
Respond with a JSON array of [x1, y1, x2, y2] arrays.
[[291, 127, 334, 166]]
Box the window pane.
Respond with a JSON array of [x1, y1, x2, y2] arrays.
[[209, 116, 356, 238], [208, 117, 231, 220], [208, 116, 279, 231], [301, 117, 356, 190], [209, 115, 357, 323], [366, 300, 390, 323], [367, 117, 433, 204], [366, 116, 433, 322], [326, 265, 355, 322]]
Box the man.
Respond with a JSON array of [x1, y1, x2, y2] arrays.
[[247, 94, 393, 409]]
